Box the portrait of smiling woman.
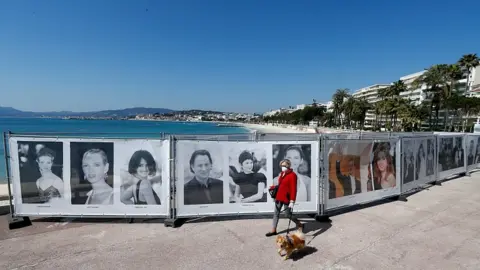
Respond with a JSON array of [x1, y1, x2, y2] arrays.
[[17, 141, 64, 204], [120, 149, 161, 205], [70, 142, 114, 205], [272, 144, 312, 202], [371, 142, 396, 190]]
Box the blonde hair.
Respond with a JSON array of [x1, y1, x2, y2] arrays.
[[279, 159, 291, 168]]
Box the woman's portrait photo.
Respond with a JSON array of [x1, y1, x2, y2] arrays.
[[228, 145, 268, 203], [70, 142, 114, 205], [181, 142, 225, 205], [17, 141, 64, 204], [415, 139, 427, 181], [116, 141, 163, 205], [402, 140, 415, 184], [272, 144, 312, 202], [371, 141, 396, 190]]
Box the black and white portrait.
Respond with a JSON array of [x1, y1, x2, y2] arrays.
[[70, 142, 114, 205], [181, 143, 224, 205], [415, 139, 427, 180], [474, 137, 480, 165], [438, 137, 453, 172], [438, 136, 464, 172], [402, 140, 415, 184], [467, 137, 476, 166], [272, 144, 312, 202], [228, 144, 268, 203], [453, 136, 464, 168], [425, 139, 435, 176], [17, 141, 64, 204], [116, 140, 163, 205]]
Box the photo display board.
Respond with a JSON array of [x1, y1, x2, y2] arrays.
[[325, 138, 401, 210], [174, 140, 319, 217], [9, 136, 170, 217], [401, 136, 437, 193], [437, 134, 467, 180], [465, 134, 480, 172]]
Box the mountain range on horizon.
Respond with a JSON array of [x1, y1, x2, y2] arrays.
[[0, 106, 175, 118]]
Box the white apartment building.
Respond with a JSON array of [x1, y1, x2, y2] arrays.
[[351, 84, 391, 128], [351, 66, 478, 130], [468, 66, 480, 97]]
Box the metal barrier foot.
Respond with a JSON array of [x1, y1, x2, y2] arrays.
[[314, 215, 331, 223], [7, 215, 31, 230], [164, 218, 186, 228], [397, 195, 408, 202], [431, 181, 442, 186]]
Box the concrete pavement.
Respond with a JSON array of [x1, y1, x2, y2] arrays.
[[1, 173, 480, 270]]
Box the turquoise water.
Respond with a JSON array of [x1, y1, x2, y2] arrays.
[[0, 118, 249, 183]]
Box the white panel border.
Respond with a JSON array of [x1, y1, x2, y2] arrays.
[[8, 136, 170, 217]]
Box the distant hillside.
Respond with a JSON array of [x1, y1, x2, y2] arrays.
[[0, 106, 174, 117]]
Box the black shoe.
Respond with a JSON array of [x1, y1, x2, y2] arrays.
[[265, 231, 277, 237]]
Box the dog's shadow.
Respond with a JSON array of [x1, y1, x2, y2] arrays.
[[290, 246, 318, 261], [277, 218, 331, 261]]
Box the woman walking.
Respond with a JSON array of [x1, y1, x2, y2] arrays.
[[266, 159, 303, 237]]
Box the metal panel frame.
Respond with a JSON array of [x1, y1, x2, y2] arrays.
[[3, 131, 15, 217]]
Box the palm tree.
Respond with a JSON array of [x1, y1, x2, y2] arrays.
[[441, 64, 463, 131], [458, 54, 480, 94], [332, 88, 350, 127], [351, 97, 372, 130], [412, 65, 447, 130], [377, 80, 407, 130]]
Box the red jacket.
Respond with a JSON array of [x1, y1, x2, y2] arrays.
[[274, 169, 297, 204]]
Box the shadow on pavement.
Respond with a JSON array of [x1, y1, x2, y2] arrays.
[[290, 246, 318, 261]]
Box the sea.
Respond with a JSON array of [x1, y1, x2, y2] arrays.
[[0, 118, 250, 183]]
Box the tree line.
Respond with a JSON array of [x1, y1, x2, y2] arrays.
[[262, 53, 480, 132]]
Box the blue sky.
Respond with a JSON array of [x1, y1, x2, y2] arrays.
[[1, 0, 479, 113]]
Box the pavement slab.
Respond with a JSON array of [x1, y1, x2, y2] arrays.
[[2, 173, 480, 270]]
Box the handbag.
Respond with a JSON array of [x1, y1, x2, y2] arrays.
[[268, 185, 279, 199]]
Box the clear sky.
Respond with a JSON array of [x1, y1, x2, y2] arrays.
[[1, 0, 479, 113]]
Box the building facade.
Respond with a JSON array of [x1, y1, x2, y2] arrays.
[[351, 84, 391, 128]]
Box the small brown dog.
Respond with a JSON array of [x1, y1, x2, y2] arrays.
[[276, 230, 306, 260]]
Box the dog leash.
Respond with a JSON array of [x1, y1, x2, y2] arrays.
[[285, 203, 294, 245]]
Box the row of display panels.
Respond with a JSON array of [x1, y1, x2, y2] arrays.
[[6, 134, 480, 218], [325, 134, 480, 211], [6, 136, 321, 217]]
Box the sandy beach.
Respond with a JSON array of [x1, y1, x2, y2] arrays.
[[240, 123, 314, 133], [240, 122, 353, 134], [0, 184, 9, 200]]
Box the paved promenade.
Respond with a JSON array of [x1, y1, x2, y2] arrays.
[[1, 173, 480, 270]]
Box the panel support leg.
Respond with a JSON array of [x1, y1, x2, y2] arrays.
[[7, 215, 31, 230], [164, 218, 187, 228], [314, 215, 331, 223]]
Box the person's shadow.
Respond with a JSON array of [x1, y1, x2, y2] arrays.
[[276, 217, 332, 261]]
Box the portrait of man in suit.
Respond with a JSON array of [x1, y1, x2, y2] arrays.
[[334, 144, 361, 197], [184, 149, 224, 205]]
